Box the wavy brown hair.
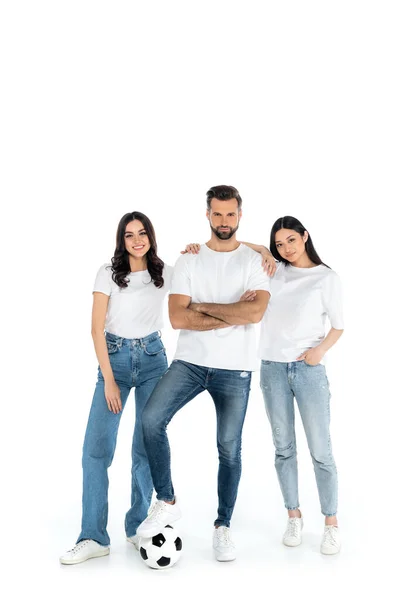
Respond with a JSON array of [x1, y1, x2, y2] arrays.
[[111, 212, 165, 288]]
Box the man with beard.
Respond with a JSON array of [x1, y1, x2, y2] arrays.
[[137, 185, 271, 561]]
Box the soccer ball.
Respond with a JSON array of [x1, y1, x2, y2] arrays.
[[139, 525, 183, 569]]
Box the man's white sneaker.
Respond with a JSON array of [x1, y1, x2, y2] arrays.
[[321, 525, 341, 555], [213, 526, 236, 562], [126, 534, 140, 550], [59, 539, 110, 565], [136, 499, 181, 537], [283, 517, 303, 547]]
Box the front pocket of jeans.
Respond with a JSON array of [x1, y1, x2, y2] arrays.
[[107, 342, 119, 354], [143, 339, 164, 355]]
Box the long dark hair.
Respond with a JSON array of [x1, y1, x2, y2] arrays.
[[270, 216, 330, 268], [111, 212, 165, 288]]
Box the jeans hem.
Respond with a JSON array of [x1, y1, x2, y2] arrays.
[[322, 512, 337, 517], [76, 535, 110, 547], [214, 520, 230, 528]]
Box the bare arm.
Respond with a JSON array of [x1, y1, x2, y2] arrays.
[[190, 290, 271, 326], [239, 241, 276, 276], [91, 292, 121, 413], [318, 327, 344, 353], [297, 327, 344, 365], [169, 294, 231, 331], [239, 241, 268, 254]]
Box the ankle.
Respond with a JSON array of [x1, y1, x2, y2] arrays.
[[325, 516, 338, 527], [288, 509, 302, 518]]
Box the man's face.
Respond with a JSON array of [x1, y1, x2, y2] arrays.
[[207, 197, 242, 240]]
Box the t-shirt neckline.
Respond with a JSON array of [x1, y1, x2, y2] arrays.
[[203, 242, 243, 254]]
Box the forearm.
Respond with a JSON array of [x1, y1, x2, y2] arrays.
[[191, 301, 259, 325], [92, 330, 115, 381], [318, 327, 344, 353], [239, 241, 271, 255], [170, 307, 231, 331]]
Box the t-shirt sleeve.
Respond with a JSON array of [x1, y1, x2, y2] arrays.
[[93, 264, 112, 296], [247, 254, 271, 293], [322, 271, 344, 329], [170, 256, 191, 297]]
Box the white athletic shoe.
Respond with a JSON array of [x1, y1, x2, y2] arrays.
[[321, 525, 341, 555], [126, 534, 140, 550], [213, 526, 236, 562], [136, 499, 181, 537], [59, 539, 110, 565], [283, 517, 303, 547]]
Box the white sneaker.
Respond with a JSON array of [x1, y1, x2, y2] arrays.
[[59, 539, 110, 565], [126, 534, 140, 550], [321, 525, 341, 555], [213, 526, 236, 562], [136, 499, 181, 537], [283, 517, 303, 547]]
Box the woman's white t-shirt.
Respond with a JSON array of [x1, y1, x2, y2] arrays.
[[93, 264, 173, 339], [259, 262, 344, 363]]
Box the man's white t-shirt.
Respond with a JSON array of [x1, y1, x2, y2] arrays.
[[170, 244, 271, 371], [259, 262, 344, 363], [93, 264, 173, 339]]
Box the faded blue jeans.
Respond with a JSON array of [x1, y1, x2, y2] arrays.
[[260, 360, 338, 516], [142, 360, 252, 528], [77, 331, 168, 546]]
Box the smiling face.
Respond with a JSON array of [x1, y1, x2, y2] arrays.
[[124, 219, 151, 260], [207, 197, 242, 240], [274, 228, 309, 263]]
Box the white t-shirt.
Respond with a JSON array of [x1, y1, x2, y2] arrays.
[[93, 264, 173, 339], [170, 244, 271, 371], [259, 262, 344, 363]]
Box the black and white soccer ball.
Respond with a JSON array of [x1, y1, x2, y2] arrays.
[[139, 525, 183, 569]]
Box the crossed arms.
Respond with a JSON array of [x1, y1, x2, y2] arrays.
[[169, 291, 271, 331]]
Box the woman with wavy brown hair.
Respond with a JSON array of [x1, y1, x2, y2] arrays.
[[60, 212, 172, 565]]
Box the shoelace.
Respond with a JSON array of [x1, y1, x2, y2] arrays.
[[70, 540, 89, 554], [323, 526, 338, 547], [146, 500, 166, 521], [216, 528, 234, 547], [286, 518, 301, 538]]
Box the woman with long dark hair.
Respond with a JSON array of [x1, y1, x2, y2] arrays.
[[60, 212, 171, 564], [259, 216, 344, 555]]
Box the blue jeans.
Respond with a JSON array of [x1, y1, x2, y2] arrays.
[[77, 331, 168, 546], [142, 360, 252, 528], [260, 360, 338, 517]]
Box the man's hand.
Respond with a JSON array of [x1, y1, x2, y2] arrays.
[[240, 290, 257, 302], [190, 290, 256, 313]]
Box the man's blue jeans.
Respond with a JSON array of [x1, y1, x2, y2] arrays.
[[77, 332, 168, 546], [260, 360, 338, 516], [142, 359, 252, 528]]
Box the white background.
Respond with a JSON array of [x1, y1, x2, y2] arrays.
[[1, 1, 399, 598]]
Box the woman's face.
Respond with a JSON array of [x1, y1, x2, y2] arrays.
[[274, 228, 308, 263], [124, 220, 151, 259]]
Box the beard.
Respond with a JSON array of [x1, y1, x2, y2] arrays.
[[210, 224, 239, 240]]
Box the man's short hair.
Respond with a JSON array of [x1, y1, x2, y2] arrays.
[[206, 185, 242, 211]]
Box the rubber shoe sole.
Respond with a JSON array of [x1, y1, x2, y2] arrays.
[[60, 547, 110, 565]]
